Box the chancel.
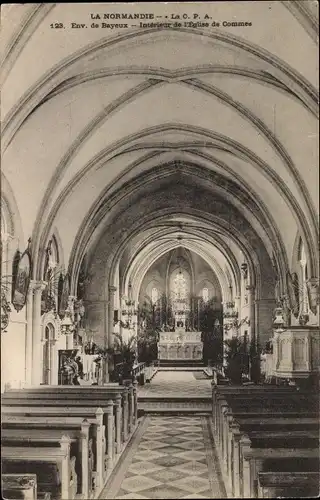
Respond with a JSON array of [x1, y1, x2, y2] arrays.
[[155, 266, 204, 363], [1, 2, 319, 500]]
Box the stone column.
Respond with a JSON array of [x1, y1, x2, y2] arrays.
[[119, 293, 123, 338], [25, 283, 34, 386], [246, 286, 255, 338], [104, 286, 117, 384], [305, 331, 311, 372], [108, 286, 117, 348], [255, 298, 276, 347], [50, 339, 58, 385], [66, 295, 76, 350], [31, 281, 46, 385]]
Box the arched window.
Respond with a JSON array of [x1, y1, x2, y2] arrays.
[[42, 237, 60, 314], [202, 287, 209, 304], [298, 240, 309, 316], [173, 270, 187, 300], [151, 287, 158, 305]]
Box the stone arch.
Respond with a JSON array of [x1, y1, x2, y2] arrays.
[[65, 152, 295, 301]]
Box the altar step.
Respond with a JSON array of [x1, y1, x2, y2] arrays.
[[138, 396, 212, 415], [158, 360, 204, 368]]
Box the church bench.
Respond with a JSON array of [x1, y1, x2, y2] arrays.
[[215, 396, 316, 453], [216, 404, 318, 492], [2, 395, 123, 459], [244, 429, 319, 445], [222, 395, 317, 411], [257, 471, 320, 498], [227, 413, 319, 490], [5, 383, 138, 446], [239, 438, 319, 498], [223, 417, 319, 497], [1, 436, 77, 500], [1, 473, 38, 500], [233, 416, 319, 430], [7, 382, 138, 428], [1, 422, 95, 499], [214, 393, 316, 442], [218, 412, 319, 496], [1, 407, 109, 487], [211, 388, 313, 432]]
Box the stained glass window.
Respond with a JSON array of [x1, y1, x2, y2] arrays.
[[173, 270, 187, 300], [202, 287, 209, 303], [151, 287, 158, 305]]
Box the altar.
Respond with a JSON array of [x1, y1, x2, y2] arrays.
[[158, 327, 203, 361], [157, 268, 203, 361]]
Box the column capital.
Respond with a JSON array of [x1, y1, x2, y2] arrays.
[[30, 280, 47, 294], [109, 286, 117, 294]]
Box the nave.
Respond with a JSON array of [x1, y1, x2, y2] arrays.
[[101, 414, 226, 500], [2, 368, 319, 499], [1, 2, 319, 499]]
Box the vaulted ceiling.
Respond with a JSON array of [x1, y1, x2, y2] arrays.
[[1, 2, 319, 300]]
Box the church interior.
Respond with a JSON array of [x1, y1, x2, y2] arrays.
[[1, 2, 319, 499]]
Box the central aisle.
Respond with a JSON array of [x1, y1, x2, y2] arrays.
[[137, 371, 212, 398], [101, 415, 226, 499]]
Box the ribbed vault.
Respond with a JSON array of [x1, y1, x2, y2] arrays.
[[1, 3, 318, 355]]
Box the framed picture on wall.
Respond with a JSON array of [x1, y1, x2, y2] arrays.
[[12, 242, 32, 312]]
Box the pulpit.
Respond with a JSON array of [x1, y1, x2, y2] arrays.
[[158, 327, 203, 361]]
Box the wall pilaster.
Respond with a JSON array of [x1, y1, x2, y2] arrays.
[[31, 281, 46, 385]]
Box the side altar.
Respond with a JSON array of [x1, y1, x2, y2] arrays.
[[158, 327, 203, 361]]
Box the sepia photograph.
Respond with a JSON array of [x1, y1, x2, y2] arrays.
[[1, 1, 319, 499]]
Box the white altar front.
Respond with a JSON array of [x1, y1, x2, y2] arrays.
[[158, 327, 203, 361]]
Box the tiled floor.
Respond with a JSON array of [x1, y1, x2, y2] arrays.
[[101, 415, 226, 499], [138, 371, 212, 398]]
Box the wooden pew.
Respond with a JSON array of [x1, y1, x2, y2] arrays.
[[233, 417, 319, 432], [219, 407, 317, 479], [215, 393, 316, 452], [227, 421, 319, 498], [257, 471, 320, 498], [2, 419, 95, 499], [212, 385, 319, 498], [6, 382, 138, 427], [5, 391, 125, 452], [2, 435, 77, 500], [213, 395, 318, 494], [211, 385, 308, 433], [217, 401, 315, 463], [2, 407, 108, 489], [211, 383, 314, 414], [224, 417, 318, 497], [2, 398, 116, 470], [239, 436, 319, 498], [4, 383, 139, 448]]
